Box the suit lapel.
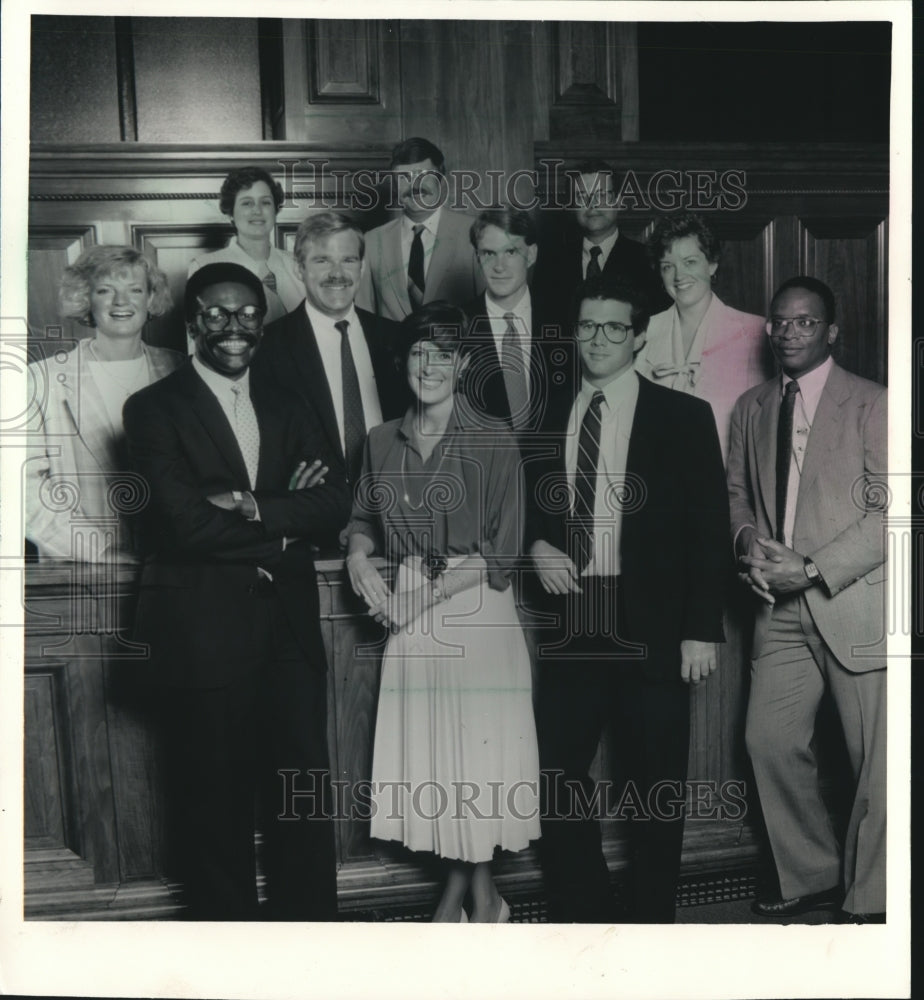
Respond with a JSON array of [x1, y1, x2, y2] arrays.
[[61, 341, 119, 474], [796, 364, 848, 511], [752, 378, 781, 532], [179, 365, 251, 487], [289, 311, 345, 463], [381, 221, 410, 319]]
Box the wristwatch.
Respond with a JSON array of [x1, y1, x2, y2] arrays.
[[431, 578, 447, 604], [231, 491, 244, 505], [803, 557, 821, 585]]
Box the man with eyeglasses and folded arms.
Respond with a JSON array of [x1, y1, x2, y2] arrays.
[[525, 275, 728, 923], [123, 262, 349, 920], [727, 276, 887, 924]]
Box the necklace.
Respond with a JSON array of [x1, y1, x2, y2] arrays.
[[400, 434, 451, 510], [86, 341, 148, 397]]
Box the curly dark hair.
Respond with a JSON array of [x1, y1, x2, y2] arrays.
[[218, 166, 285, 218], [647, 211, 721, 267]]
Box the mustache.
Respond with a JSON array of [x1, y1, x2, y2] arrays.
[[206, 331, 260, 345], [321, 277, 354, 288]]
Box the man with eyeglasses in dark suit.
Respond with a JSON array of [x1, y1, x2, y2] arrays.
[[124, 262, 348, 920], [526, 274, 729, 923]]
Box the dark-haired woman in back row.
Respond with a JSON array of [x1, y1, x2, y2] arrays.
[[187, 166, 303, 326]]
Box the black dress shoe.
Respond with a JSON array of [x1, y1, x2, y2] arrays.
[[838, 910, 886, 924], [751, 885, 843, 917]]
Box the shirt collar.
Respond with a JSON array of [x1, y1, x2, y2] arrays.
[[403, 205, 443, 237], [782, 354, 834, 413], [397, 402, 464, 443], [485, 286, 531, 319], [583, 229, 619, 261], [580, 366, 638, 412], [303, 299, 360, 336], [192, 354, 251, 396]]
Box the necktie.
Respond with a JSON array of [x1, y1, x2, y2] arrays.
[[572, 390, 605, 572], [408, 224, 426, 309], [501, 312, 529, 429], [585, 245, 603, 280], [335, 319, 366, 484], [262, 269, 277, 292], [229, 383, 260, 489], [775, 379, 800, 543]]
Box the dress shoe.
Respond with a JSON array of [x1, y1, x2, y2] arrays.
[[751, 885, 843, 918], [838, 910, 886, 924]]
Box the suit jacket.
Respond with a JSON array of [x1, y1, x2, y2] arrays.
[[533, 224, 671, 330], [25, 339, 183, 561], [123, 362, 351, 688], [461, 293, 577, 433], [726, 362, 887, 672], [254, 302, 409, 481], [525, 375, 730, 678], [635, 295, 774, 460], [356, 208, 484, 320]]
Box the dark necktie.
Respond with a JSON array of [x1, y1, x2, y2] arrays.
[[408, 224, 426, 309], [262, 269, 277, 292], [501, 312, 529, 429], [335, 319, 366, 484], [775, 379, 800, 543], [572, 390, 605, 572], [585, 245, 603, 280]]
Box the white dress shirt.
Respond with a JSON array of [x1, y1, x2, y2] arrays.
[[304, 301, 384, 453], [485, 287, 533, 402], [400, 206, 442, 283], [782, 356, 834, 547], [565, 367, 639, 576]]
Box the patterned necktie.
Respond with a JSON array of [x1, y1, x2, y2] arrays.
[[262, 269, 277, 292], [501, 312, 529, 429], [335, 319, 366, 484], [229, 383, 260, 489], [572, 390, 605, 572], [585, 245, 603, 280], [408, 224, 426, 309], [775, 379, 800, 542]]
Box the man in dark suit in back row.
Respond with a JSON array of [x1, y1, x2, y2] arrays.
[[124, 262, 349, 920], [534, 159, 670, 329], [526, 274, 729, 923], [255, 211, 408, 496], [462, 208, 575, 434]]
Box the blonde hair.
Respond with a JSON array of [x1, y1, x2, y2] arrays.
[[58, 245, 172, 325]]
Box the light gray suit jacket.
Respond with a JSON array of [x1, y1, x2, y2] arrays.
[[356, 208, 483, 320], [25, 338, 183, 561], [726, 362, 888, 672]]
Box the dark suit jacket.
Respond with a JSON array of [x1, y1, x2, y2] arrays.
[[461, 293, 577, 433], [123, 361, 351, 689], [525, 375, 729, 679], [534, 224, 671, 329], [254, 303, 408, 478]]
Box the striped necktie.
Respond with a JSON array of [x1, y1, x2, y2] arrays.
[[572, 390, 605, 571]]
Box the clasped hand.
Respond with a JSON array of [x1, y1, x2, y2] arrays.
[[738, 534, 810, 604], [346, 552, 429, 631]]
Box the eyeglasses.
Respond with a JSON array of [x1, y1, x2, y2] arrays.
[[765, 316, 825, 337], [575, 320, 632, 344], [197, 304, 264, 333]]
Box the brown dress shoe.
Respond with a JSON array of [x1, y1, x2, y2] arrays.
[[751, 885, 843, 917]]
